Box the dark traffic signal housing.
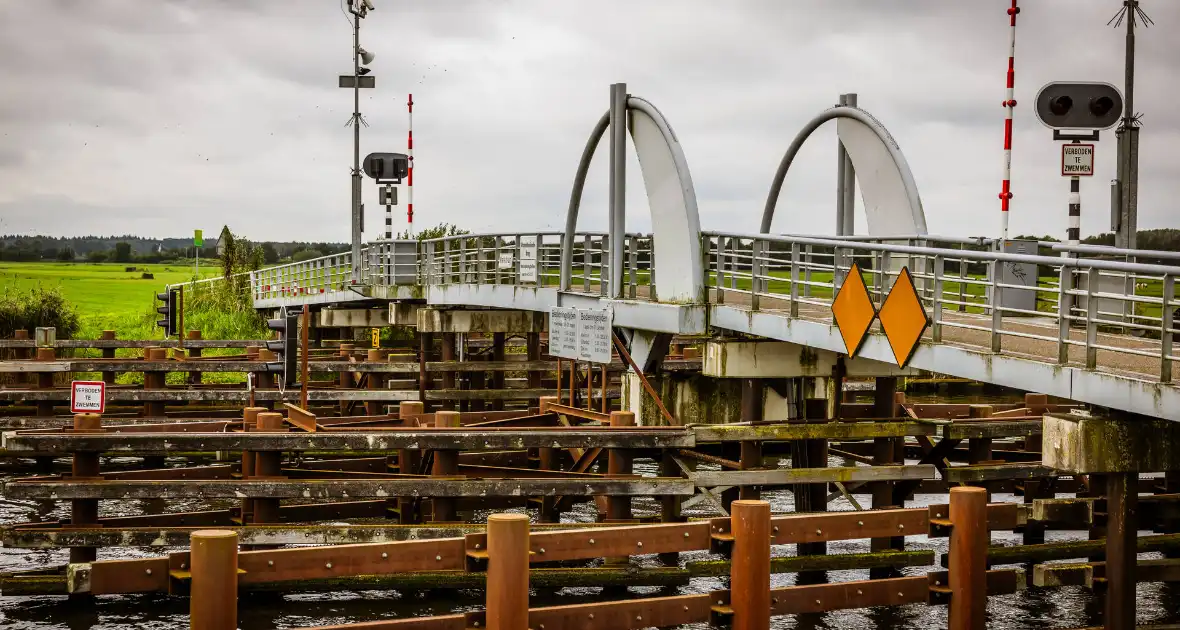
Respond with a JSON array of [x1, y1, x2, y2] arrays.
[[155, 288, 179, 337], [1035, 82, 1123, 130], [266, 307, 300, 388], [363, 152, 409, 183]]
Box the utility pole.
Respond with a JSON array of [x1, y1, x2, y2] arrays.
[[1110, 1, 1152, 249]]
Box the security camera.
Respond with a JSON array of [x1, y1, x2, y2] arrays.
[[363, 0, 375, 10]]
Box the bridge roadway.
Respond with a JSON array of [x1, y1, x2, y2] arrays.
[[236, 230, 1180, 420]]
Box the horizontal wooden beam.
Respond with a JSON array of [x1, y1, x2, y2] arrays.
[[0, 428, 694, 453], [689, 465, 936, 488], [0, 387, 578, 403], [694, 422, 936, 442], [941, 464, 1059, 483], [2, 477, 696, 500], [2, 522, 639, 549]]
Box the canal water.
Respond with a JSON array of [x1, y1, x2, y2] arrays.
[[3, 392, 1179, 628]]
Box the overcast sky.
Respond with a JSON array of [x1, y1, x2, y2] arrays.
[[0, 1, 1176, 243]]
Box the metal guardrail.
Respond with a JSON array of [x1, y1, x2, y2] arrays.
[[240, 229, 1179, 383], [701, 230, 1180, 383]]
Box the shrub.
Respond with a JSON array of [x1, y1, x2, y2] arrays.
[[0, 287, 81, 339]]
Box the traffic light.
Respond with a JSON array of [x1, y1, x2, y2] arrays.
[[1035, 82, 1123, 130], [155, 288, 178, 337], [362, 152, 409, 182], [266, 307, 299, 388]]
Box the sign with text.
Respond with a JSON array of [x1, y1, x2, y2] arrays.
[[70, 381, 106, 414], [1061, 143, 1094, 177], [518, 235, 538, 283], [577, 308, 614, 364], [498, 251, 514, 271], [548, 307, 579, 359]]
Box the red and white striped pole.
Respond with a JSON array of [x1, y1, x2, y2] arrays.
[[407, 93, 414, 233], [998, 0, 1019, 243]]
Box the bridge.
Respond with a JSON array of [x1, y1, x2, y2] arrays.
[[234, 84, 1179, 422]]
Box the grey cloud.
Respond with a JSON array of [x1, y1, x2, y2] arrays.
[[0, 0, 1177, 243]]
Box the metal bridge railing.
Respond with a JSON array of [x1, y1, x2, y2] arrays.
[[419, 231, 655, 298], [702, 231, 1180, 384], [250, 249, 357, 303]]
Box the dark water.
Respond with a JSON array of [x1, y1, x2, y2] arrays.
[[3, 392, 1179, 628]]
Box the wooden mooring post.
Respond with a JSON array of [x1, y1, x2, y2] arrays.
[[731, 499, 771, 630], [486, 513, 529, 630], [70, 412, 102, 564], [189, 529, 239, 630], [949, 486, 988, 630]]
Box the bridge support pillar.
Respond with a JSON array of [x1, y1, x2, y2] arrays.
[[1044, 412, 1180, 630]]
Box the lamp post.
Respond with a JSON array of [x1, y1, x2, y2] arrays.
[[345, 1, 375, 283]]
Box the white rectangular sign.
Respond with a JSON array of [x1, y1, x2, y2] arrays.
[[1061, 143, 1094, 177], [577, 308, 614, 364], [519, 235, 538, 283], [70, 380, 106, 414], [497, 251, 514, 270], [548, 307, 579, 359]]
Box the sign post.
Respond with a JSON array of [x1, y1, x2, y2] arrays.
[[193, 229, 203, 281], [70, 381, 106, 414]]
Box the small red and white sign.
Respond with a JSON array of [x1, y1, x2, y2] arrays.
[[1062, 143, 1095, 177], [70, 381, 106, 414]]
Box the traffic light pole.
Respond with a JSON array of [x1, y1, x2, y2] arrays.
[[1068, 159, 1081, 248]]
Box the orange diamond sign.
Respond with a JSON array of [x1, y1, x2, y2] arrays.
[[831, 262, 876, 356], [878, 266, 930, 368]]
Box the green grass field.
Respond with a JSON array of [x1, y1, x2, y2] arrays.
[[0, 261, 217, 317]]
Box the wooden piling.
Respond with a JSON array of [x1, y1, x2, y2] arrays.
[[187, 331, 202, 385], [731, 499, 771, 630], [100, 331, 117, 385], [70, 413, 102, 563], [142, 347, 167, 418], [12, 329, 30, 387], [35, 347, 55, 417], [251, 412, 285, 525], [189, 530, 238, 630], [239, 407, 265, 523], [606, 411, 635, 522], [739, 379, 764, 501], [397, 401, 424, 523], [1106, 472, 1138, 630], [871, 377, 904, 579], [537, 395, 560, 522], [365, 349, 386, 416], [949, 486, 988, 630], [527, 332, 542, 409], [432, 410, 461, 522], [338, 343, 355, 416], [486, 513, 529, 630], [441, 333, 457, 412], [491, 332, 505, 411]]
